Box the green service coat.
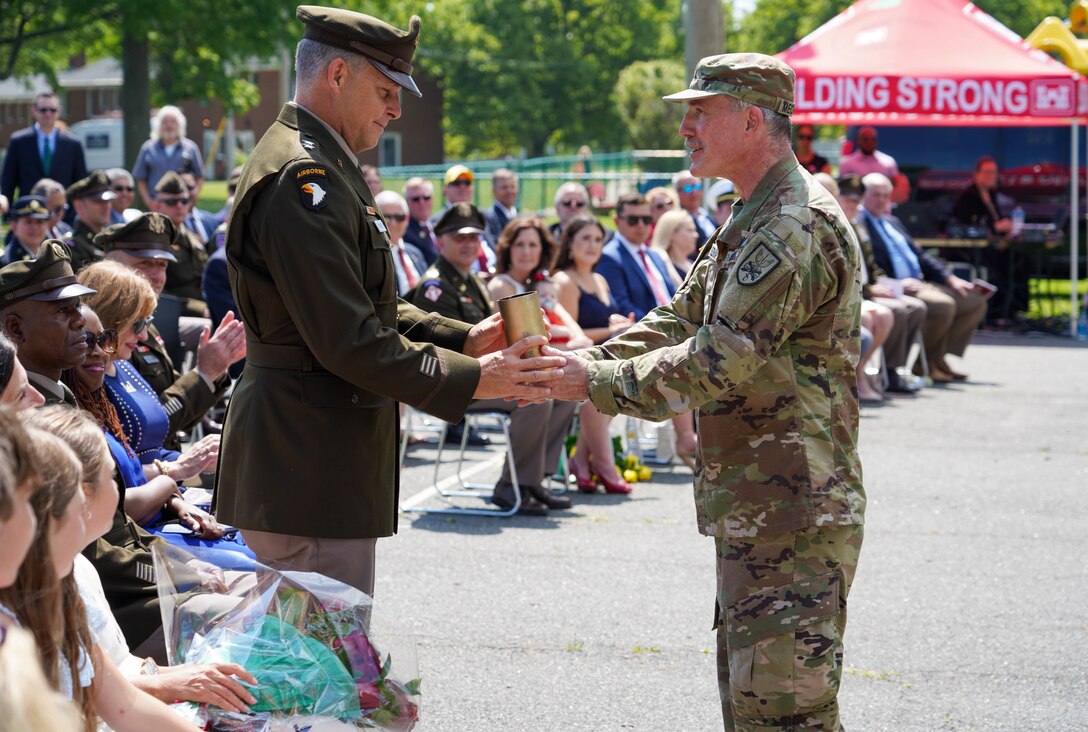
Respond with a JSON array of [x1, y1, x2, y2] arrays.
[[217, 103, 480, 539]]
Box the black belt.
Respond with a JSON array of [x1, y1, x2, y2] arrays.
[[245, 342, 321, 371]]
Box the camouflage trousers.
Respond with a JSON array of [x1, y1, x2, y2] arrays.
[[715, 524, 864, 731]]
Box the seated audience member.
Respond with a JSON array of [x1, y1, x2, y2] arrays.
[[0, 241, 96, 405], [64, 170, 117, 271], [651, 208, 699, 287], [30, 178, 73, 240], [433, 164, 475, 219], [596, 192, 677, 320], [486, 216, 556, 300], [673, 170, 717, 249], [29, 406, 259, 713], [410, 203, 578, 513], [0, 408, 81, 732], [840, 126, 910, 203], [0, 332, 46, 411], [211, 165, 243, 230], [361, 165, 382, 197], [97, 213, 244, 445], [951, 156, 1027, 322], [706, 178, 738, 228], [180, 171, 219, 246], [61, 292, 223, 538], [152, 171, 208, 316], [402, 177, 440, 265], [861, 173, 987, 382], [0, 424, 204, 731], [794, 124, 830, 174], [376, 190, 427, 297], [483, 168, 519, 246], [645, 186, 679, 225], [549, 181, 596, 242], [834, 175, 927, 395], [1, 195, 52, 266], [106, 168, 140, 225]]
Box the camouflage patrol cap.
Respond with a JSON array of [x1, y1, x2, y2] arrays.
[[94, 212, 178, 262], [297, 5, 423, 98], [67, 170, 116, 201], [9, 195, 51, 220], [0, 240, 96, 306], [155, 171, 187, 196], [663, 53, 795, 116], [434, 202, 485, 236]]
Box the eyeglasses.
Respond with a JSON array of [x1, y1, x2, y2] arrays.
[[35, 107, 59, 114], [678, 184, 702, 194], [652, 202, 673, 211], [159, 197, 191, 207], [112, 185, 135, 193], [50, 204, 69, 216], [448, 179, 472, 188], [622, 215, 653, 226], [560, 200, 586, 208], [82, 329, 118, 354], [408, 195, 432, 203], [131, 315, 155, 335], [383, 213, 407, 222]]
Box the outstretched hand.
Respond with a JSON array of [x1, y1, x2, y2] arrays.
[[473, 335, 566, 401], [464, 313, 508, 358], [539, 345, 591, 403]]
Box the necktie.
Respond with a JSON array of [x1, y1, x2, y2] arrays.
[[397, 246, 419, 289], [423, 222, 438, 251], [477, 249, 490, 273], [42, 136, 53, 173], [638, 247, 670, 307]]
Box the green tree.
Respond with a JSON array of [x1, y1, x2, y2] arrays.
[[614, 59, 688, 149]]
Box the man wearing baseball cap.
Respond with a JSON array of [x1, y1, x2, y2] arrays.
[[0, 240, 96, 405], [217, 6, 562, 595], [547, 53, 865, 730]]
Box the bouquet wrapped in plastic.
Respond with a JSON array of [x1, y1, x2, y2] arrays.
[[152, 543, 420, 731]]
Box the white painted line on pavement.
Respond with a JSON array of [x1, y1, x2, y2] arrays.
[[399, 455, 505, 510]]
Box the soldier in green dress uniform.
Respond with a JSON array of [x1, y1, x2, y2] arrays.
[[216, 6, 561, 594], [64, 169, 115, 271], [548, 54, 866, 731]]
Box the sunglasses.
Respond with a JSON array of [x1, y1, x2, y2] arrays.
[[82, 329, 118, 354], [560, 200, 586, 208], [448, 179, 472, 187], [408, 195, 432, 203], [35, 107, 59, 114], [50, 204, 69, 215], [132, 315, 155, 334], [678, 184, 702, 194], [160, 196, 191, 207], [797, 134, 814, 140], [383, 213, 407, 222], [622, 215, 653, 226], [112, 185, 135, 193]]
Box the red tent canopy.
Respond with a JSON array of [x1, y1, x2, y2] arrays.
[[777, 0, 1088, 126]]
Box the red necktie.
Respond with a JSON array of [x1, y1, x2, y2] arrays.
[[639, 247, 670, 307], [423, 222, 438, 251], [397, 246, 419, 289]]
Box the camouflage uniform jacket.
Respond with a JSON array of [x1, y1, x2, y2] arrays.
[[584, 156, 865, 538]]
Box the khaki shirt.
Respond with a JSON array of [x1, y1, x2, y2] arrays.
[[584, 156, 865, 538]]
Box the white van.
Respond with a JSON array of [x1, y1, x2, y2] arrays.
[[69, 118, 124, 171]]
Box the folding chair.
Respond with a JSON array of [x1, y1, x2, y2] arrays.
[[400, 409, 523, 517]]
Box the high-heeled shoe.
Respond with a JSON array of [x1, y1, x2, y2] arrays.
[[568, 461, 599, 493], [595, 472, 632, 495]]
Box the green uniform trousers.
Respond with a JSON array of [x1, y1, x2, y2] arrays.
[[715, 524, 864, 731]]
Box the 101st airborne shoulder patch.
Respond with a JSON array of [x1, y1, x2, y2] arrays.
[[736, 242, 781, 285], [296, 167, 329, 211]]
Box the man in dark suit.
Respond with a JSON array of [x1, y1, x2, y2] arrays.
[[217, 8, 561, 594], [595, 191, 677, 319], [401, 176, 440, 265], [483, 168, 518, 245], [0, 92, 88, 203], [861, 172, 987, 382]]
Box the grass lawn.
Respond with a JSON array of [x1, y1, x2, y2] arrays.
[[1026, 277, 1088, 319]]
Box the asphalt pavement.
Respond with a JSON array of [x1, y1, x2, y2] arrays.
[[377, 332, 1088, 731]]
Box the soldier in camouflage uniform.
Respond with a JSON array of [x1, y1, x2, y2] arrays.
[[548, 54, 865, 730]]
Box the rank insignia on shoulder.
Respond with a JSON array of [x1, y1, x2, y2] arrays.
[[301, 139, 315, 150], [736, 243, 781, 285], [297, 167, 328, 210], [424, 284, 443, 302]]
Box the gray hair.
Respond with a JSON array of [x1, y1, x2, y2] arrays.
[[402, 177, 433, 195], [152, 105, 186, 140], [553, 182, 588, 207], [295, 38, 368, 91], [671, 170, 697, 187], [861, 172, 893, 193], [30, 178, 65, 198], [726, 97, 792, 142], [106, 168, 134, 185], [375, 190, 408, 213]]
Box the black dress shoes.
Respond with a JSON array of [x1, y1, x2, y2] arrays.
[[526, 484, 572, 510], [491, 484, 549, 516], [444, 422, 491, 446]]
